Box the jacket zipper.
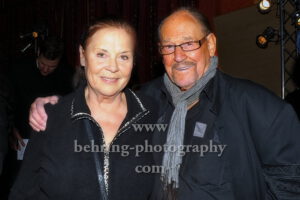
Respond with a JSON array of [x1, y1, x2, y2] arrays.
[[72, 109, 149, 198], [70, 89, 150, 198]]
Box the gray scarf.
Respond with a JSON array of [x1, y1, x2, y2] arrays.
[[161, 56, 218, 189]]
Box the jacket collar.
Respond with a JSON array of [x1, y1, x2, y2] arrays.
[[70, 85, 149, 126], [160, 69, 223, 115], [70, 84, 91, 119]]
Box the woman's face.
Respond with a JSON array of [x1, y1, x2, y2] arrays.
[[80, 27, 134, 97]]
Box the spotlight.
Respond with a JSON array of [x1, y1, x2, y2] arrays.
[[295, 12, 300, 28], [256, 27, 276, 48], [258, 0, 272, 14]]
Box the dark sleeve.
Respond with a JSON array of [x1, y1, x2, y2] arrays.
[[285, 90, 300, 119], [9, 103, 56, 199], [0, 98, 8, 175], [9, 128, 47, 199], [55, 64, 75, 96], [137, 77, 168, 116], [260, 104, 300, 199], [243, 85, 300, 199], [138, 77, 163, 99]]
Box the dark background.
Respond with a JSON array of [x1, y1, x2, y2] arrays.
[[0, 0, 255, 85]]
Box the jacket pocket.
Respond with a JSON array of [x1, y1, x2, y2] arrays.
[[179, 152, 236, 199]]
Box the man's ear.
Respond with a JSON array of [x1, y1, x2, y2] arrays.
[[79, 45, 86, 67], [206, 33, 217, 57], [158, 42, 166, 65]]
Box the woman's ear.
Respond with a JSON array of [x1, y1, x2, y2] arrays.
[[79, 45, 86, 67], [206, 33, 217, 57]]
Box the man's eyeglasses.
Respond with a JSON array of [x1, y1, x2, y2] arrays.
[[159, 36, 207, 55]]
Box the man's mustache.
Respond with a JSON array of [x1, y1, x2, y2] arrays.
[[172, 61, 196, 69]]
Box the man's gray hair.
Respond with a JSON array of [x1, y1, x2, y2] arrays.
[[158, 7, 212, 41]]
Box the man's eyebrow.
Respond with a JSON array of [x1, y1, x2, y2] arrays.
[[161, 36, 194, 43]]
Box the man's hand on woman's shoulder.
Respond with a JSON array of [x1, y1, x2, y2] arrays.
[[29, 96, 59, 132]]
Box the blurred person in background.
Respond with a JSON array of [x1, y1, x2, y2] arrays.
[[7, 36, 74, 192], [9, 36, 74, 151]]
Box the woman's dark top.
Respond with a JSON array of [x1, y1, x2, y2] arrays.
[[9, 86, 157, 200]]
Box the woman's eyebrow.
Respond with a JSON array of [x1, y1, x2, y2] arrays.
[[120, 50, 132, 53], [94, 48, 108, 52]]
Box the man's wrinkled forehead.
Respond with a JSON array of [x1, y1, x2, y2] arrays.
[[159, 11, 205, 42]]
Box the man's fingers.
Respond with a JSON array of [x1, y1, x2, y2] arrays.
[[10, 141, 19, 151], [30, 103, 46, 129], [9, 133, 18, 151], [14, 143, 20, 151], [35, 98, 49, 120], [19, 139, 25, 147], [14, 131, 25, 147], [49, 96, 59, 105], [29, 117, 43, 132], [29, 96, 58, 131]]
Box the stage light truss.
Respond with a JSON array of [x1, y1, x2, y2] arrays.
[[279, 0, 298, 98]]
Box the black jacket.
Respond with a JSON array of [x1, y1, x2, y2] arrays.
[[9, 57, 74, 138], [0, 75, 14, 175], [0, 97, 8, 175], [9, 86, 157, 200], [142, 70, 300, 200]]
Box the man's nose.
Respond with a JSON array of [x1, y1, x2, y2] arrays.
[[174, 46, 187, 62], [43, 66, 50, 73]]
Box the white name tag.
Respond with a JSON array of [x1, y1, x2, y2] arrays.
[[193, 122, 207, 138]]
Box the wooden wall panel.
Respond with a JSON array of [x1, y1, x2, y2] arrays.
[[214, 5, 281, 96]]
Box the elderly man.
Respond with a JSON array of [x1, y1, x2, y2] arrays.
[[28, 7, 300, 200]]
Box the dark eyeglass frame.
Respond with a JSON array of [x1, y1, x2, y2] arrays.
[[158, 35, 208, 55]]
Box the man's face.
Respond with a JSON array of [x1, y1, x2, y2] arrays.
[[159, 11, 216, 90], [37, 55, 60, 76]]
